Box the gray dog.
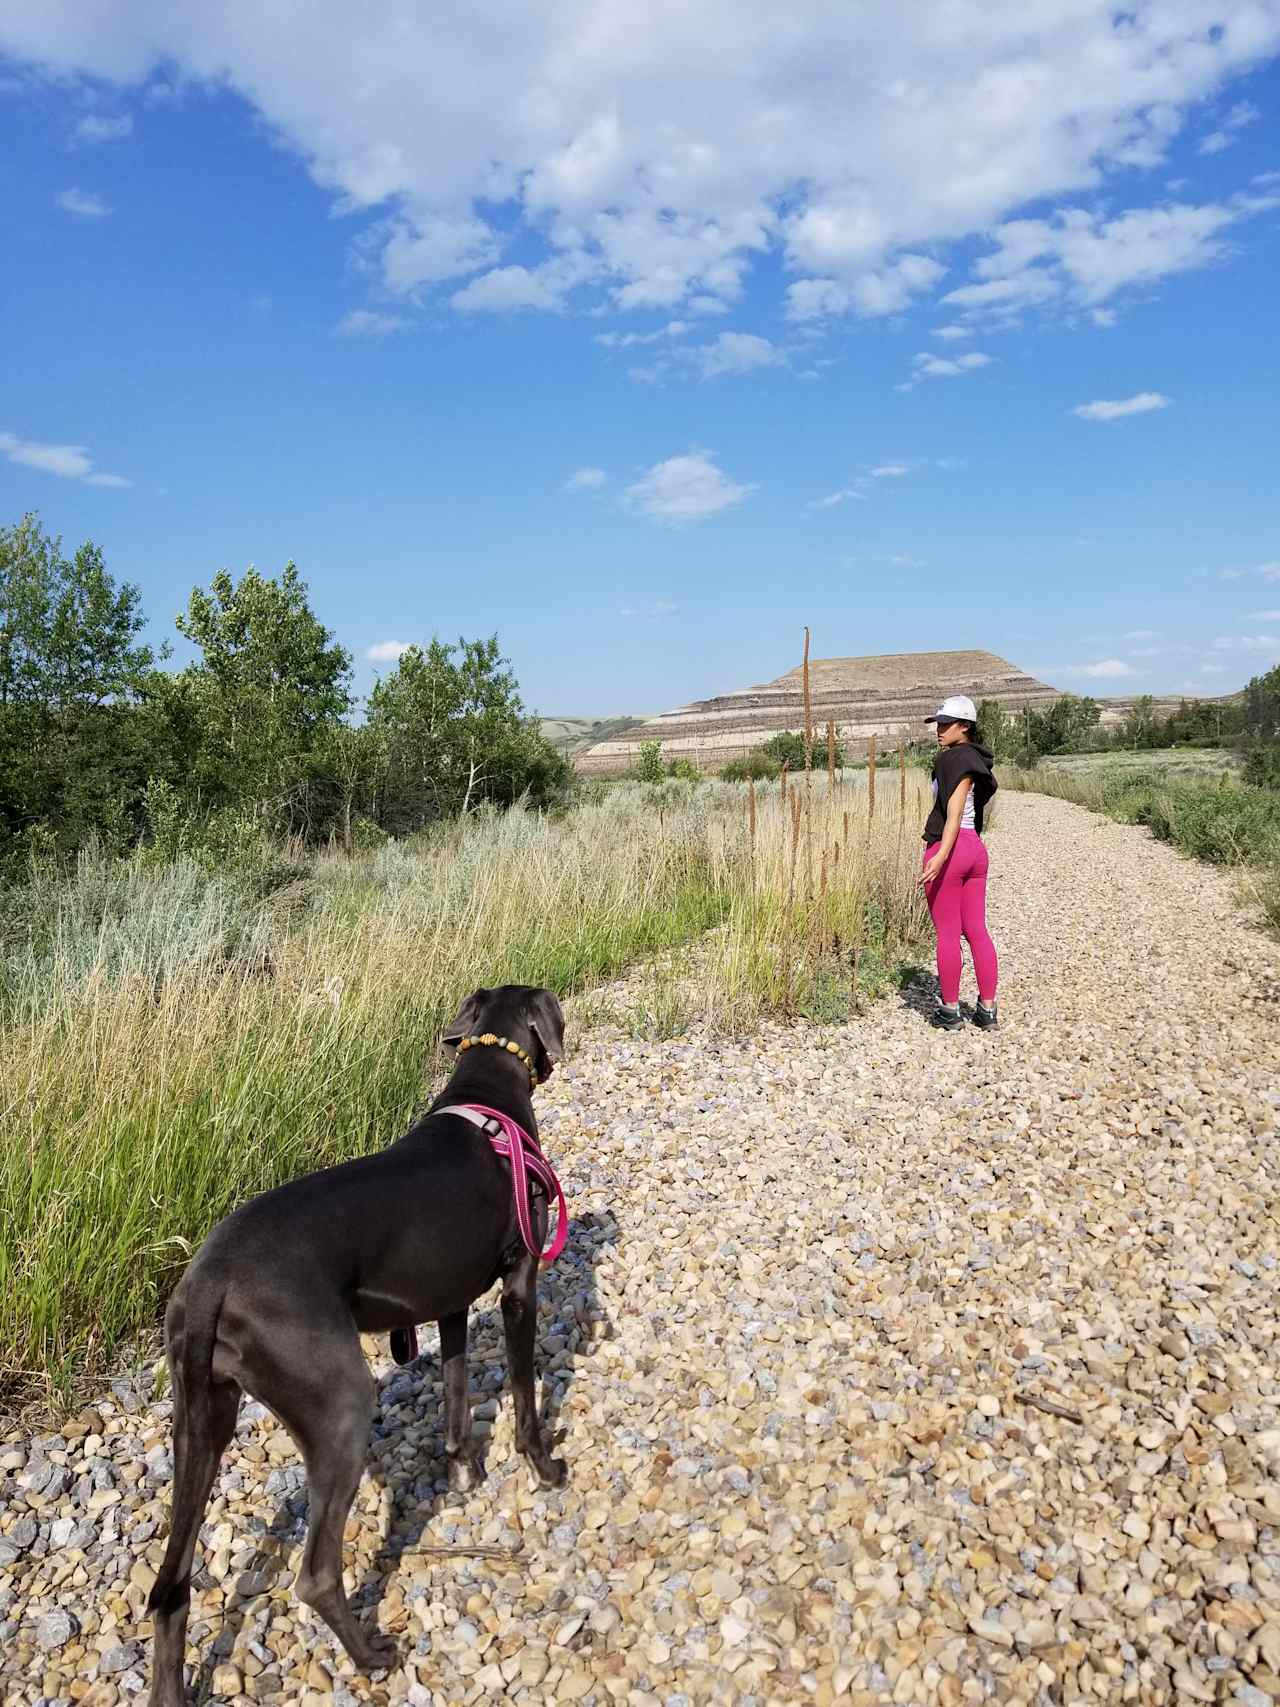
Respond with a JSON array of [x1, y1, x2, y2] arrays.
[[146, 986, 568, 1707]]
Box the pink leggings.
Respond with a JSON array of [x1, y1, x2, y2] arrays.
[[923, 829, 999, 1005]]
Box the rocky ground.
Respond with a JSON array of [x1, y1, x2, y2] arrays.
[[3, 791, 1279, 1707]]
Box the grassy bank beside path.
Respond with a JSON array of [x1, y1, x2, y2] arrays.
[[1, 773, 927, 1407], [1002, 759, 1280, 929]]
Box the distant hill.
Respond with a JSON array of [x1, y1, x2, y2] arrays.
[[577, 649, 1057, 774], [540, 715, 647, 758]]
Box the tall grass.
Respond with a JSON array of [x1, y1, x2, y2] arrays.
[[1, 773, 928, 1406]]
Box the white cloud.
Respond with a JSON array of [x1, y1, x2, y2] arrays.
[[786, 256, 946, 322], [1073, 392, 1172, 422], [1128, 646, 1164, 658], [1090, 307, 1119, 328], [1260, 562, 1280, 582], [595, 321, 689, 350], [1201, 662, 1233, 674], [1123, 629, 1161, 641], [71, 113, 132, 145], [450, 264, 566, 313], [1200, 99, 1260, 151], [1245, 610, 1280, 622], [944, 192, 1279, 323], [931, 324, 972, 342], [56, 187, 110, 217], [7, 4, 1278, 324], [624, 451, 753, 525], [900, 350, 992, 388], [0, 430, 130, 487], [1037, 657, 1139, 679], [808, 460, 917, 507], [698, 332, 784, 378], [1212, 634, 1280, 654], [366, 641, 411, 663], [620, 600, 678, 622], [565, 466, 608, 491], [889, 554, 924, 568], [334, 309, 409, 338]]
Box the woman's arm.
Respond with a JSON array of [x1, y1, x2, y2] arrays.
[[920, 776, 972, 886]]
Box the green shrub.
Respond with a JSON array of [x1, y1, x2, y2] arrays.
[[636, 740, 666, 784], [666, 757, 702, 782], [720, 751, 780, 782], [1243, 745, 1280, 790]]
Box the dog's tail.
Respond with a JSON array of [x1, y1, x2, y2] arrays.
[[148, 1278, 235, 1619]]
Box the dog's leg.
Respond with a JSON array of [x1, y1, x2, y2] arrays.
[[439, 1310, 484, 1492], [501, 1252, 567, 1488], [147, 1367, 240, 1707], [261, 1336, 396, 1675]]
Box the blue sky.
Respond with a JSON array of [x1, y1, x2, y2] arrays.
[[2, 5, 1279, 717]]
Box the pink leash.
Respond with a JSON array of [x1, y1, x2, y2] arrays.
[[440, 1102, 568, 1264]]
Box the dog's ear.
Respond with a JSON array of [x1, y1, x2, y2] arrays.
[[442, 988, 488, 1049], [526, 988, 565, 1083]]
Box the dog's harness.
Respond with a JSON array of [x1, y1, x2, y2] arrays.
[[388, 1102, 567, 1369], [435, 1103, 568, 1264]]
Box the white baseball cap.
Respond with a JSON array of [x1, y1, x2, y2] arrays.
[[925, 695, 978, 723]]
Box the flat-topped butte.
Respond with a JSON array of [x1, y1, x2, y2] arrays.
[[577, 648, 1055, 773]]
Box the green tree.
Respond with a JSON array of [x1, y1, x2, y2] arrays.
[[1116, 694, 1157, 750], [175, 562, 352, 830], [759, 731, 810, 770], [366, 636, 568, 830], [1026, 694, 1102, 757], [1242, 663, 1280, 745], [0, 514, 161, 854], [975, 700, 1019, 760]]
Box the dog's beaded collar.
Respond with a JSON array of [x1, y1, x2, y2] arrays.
[[457, 1032, 538, 1088]]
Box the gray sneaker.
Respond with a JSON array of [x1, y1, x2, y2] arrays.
[[973, 1000, 999, 1030], [931, 1003, 963, 1031]]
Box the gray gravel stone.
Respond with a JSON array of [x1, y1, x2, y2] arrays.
[[34, 1610, 77, 1651]]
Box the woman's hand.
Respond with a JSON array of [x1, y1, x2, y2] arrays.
[[920, 852, 946, 888]]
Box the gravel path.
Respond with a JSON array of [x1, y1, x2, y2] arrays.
[[4, 791, 1280, 1707]]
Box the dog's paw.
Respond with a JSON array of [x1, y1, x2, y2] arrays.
[[447, 1452, 486, 1494], [532, 1454, 568, 1490], [349, 1629, 399, 1675]]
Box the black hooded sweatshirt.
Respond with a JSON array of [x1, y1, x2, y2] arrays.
[[923, 741, 997, 843]]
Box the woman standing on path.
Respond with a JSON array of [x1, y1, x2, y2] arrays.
[[919, 695, 1000, 1030]]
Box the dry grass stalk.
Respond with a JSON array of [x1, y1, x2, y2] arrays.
[[802, 627, 814, 775], [826, 720, 837, 796], [898, 738, 907, 853], [801, 629, 815, 899], [867, 733, 877, 819]]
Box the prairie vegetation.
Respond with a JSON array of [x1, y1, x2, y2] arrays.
[[1, 768, 927, 1407]]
